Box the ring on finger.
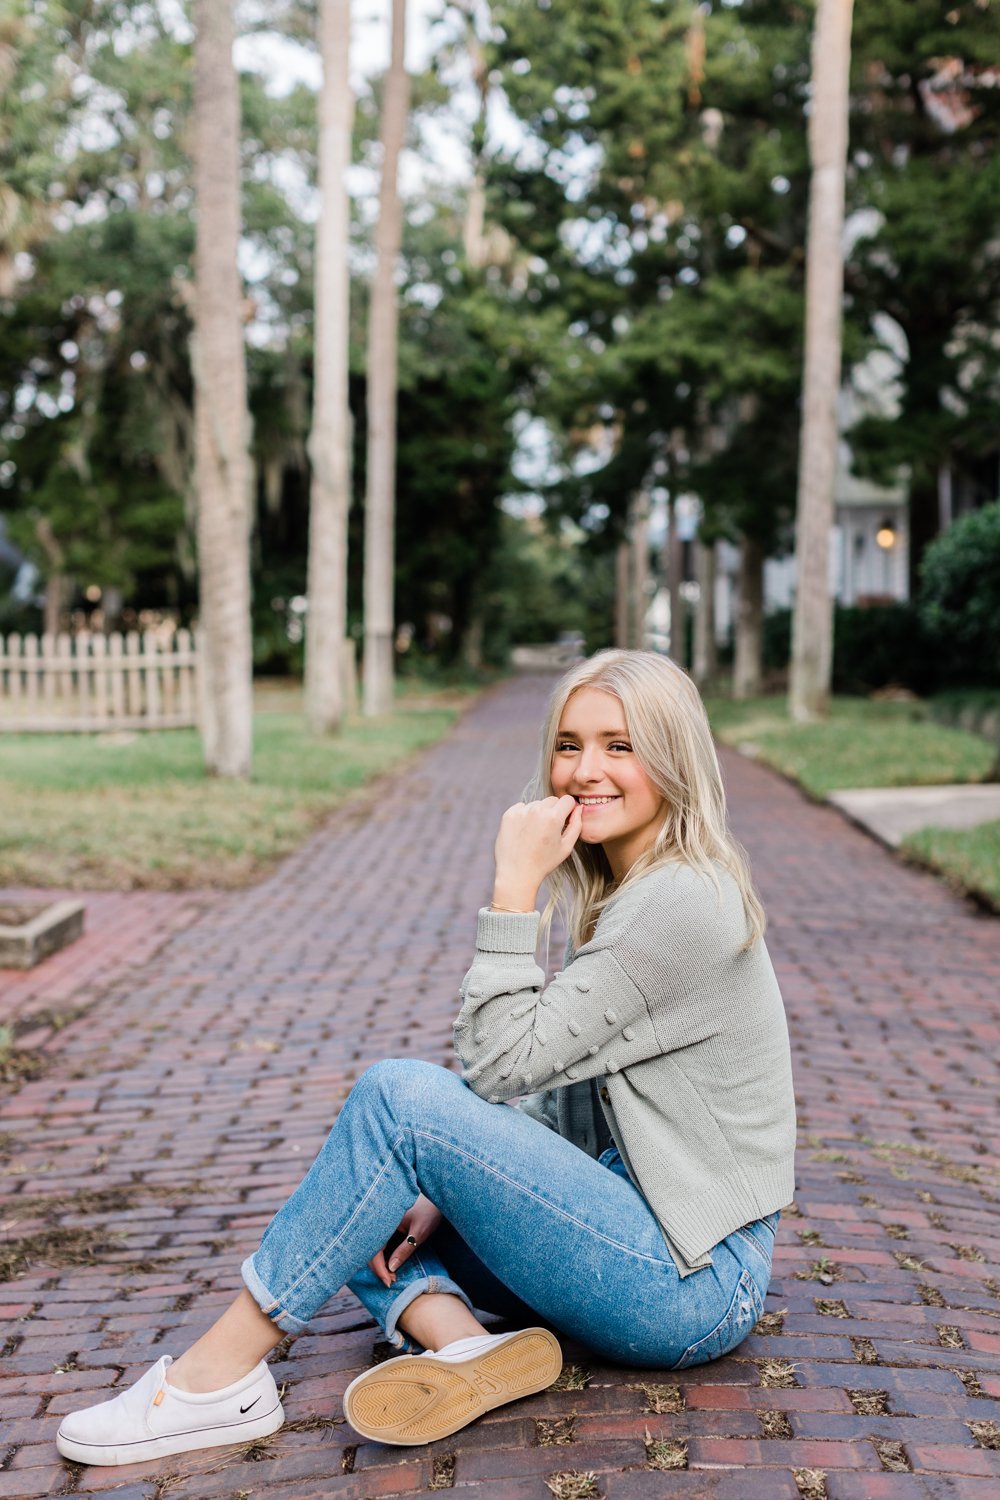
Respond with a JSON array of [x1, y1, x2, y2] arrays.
[[405, 1234, 418, 1247]]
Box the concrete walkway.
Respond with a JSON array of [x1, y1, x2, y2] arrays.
[[828, 783, 1000, 849], [1, 674, 999, 1499]]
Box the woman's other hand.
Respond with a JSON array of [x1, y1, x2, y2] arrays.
[[368, 1194, 444, 1288], [492, 796, 583, 911]]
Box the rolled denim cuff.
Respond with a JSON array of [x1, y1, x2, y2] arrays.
[[383, 1272, 476, 1351], [241, 1253, 310, 1336]]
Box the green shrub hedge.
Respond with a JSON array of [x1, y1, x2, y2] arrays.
[[762, 603, 942, 693], [758, 502, 1000, 693], [919, 500, 1000, 688]]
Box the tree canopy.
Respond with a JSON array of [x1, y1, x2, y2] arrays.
[[0, 0, 995, 664]]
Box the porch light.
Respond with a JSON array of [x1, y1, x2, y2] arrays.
[[875, 519, 897, 550]]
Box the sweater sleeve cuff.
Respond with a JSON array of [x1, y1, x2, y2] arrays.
[[475, 907, 540, 954]]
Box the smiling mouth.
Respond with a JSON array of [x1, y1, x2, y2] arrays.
[[574, 795, 621, 807]]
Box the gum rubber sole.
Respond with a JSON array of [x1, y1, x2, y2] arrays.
[[342, 1328, 563, 1445]]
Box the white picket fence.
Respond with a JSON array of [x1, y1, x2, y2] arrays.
[[0, 630, 199, 732]]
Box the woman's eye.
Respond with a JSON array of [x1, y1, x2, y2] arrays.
[[555, 741, 579, 752], [610, 742, 632, 752]]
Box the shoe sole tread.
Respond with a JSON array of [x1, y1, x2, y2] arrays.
[[343, 1328, 562, 1446]]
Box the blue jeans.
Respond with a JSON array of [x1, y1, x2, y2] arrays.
[[242, 1059, 778, 1370]]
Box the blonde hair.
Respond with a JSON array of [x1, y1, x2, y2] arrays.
[[527, 649, 766, 951]]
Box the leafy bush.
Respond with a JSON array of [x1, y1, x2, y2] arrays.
[[929, 688, 1000, 747], [760, 603, 941, 693], [832, 602, 939, 694], [760, 503, 1000, 693], [919, 501, 1000, 687], [762, 609, 792, 672]]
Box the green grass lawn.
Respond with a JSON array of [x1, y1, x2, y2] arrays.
[[707, 692, 1000, 912], [706, 695, 998, 799], [0, 680, 470, 891], [902, 821, 1000, 912]]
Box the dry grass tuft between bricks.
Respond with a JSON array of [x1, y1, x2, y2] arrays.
[[282, 1413, 344, 1435], [759, 1409, 794, 1439], [894, 1252, 931, 1271], [429, 1453, 457, 1488], [849, 1389, 890, 1416], [969, 1419, 1000, 1450], [11, 1178, 206, 1220], [795, 1469, 828, 1500], [815, 1298, 849, 1317], [0, 1039, 48, 1085], [546, 1473, 600, 1500], [794, 1257, 843, 1283], [874, 1438, 911, 1472], [0, 1179, 207, 1281], [552, 1364, 592, 1391], [0, 1224, 130, 1281], [757, 1358, 798, 1388], [239, 1438, 279, 1462], [152, 1474, 204, 1498], [635, 1382, 684, 1414], [753, 1307, 787, 1335], [644, 1433, 688, 1470], [537, 1414, 578, 1446]]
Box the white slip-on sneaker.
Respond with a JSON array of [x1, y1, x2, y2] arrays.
[[56, 1354, 284, 1466], [343, 1326, 562, 1446]]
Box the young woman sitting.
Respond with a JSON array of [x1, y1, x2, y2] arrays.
[[57, 648, 796, 1463]]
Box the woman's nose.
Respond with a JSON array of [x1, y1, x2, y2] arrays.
[[576, 748, 605, 781]]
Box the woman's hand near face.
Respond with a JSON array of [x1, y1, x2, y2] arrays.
[[491, 795, 582, 911]]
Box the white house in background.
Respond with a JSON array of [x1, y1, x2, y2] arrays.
[[743, 443, 909, 619], [712, 323, 911, 644], [647, 435, 910, 650]]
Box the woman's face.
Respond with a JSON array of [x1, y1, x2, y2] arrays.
[[550, 687, 666, 877]]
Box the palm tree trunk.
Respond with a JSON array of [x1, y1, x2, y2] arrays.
[[733, 534, 764, 700], [362, 0, 409, 717], [614, 538, 630, 648], [192, 0, 253, 776], [692, 538, 718, 685], [462, 7, 489, 269], [664, 494, 684, 665], [305, 0, 355, 734], [789, 0, 854, 721], [35, 517, 67, 637], [630, 491, 650, 650]]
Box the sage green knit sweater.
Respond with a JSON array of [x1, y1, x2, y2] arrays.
[[453, 861, 796, 1274]]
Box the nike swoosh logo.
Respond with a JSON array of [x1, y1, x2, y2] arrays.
[[240, 1396, 262, 1414]]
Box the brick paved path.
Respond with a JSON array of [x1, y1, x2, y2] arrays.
[[1, 675, 999, 1500]]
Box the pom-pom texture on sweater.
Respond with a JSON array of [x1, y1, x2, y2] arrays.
[[454, 861, 796, 1274]]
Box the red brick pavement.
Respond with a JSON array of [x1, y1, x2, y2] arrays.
[[1, 675, 998, 1499], [0, 890, 212, 1028]]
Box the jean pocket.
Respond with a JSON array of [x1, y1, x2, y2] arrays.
[[670, 1269, 764, 1371]]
